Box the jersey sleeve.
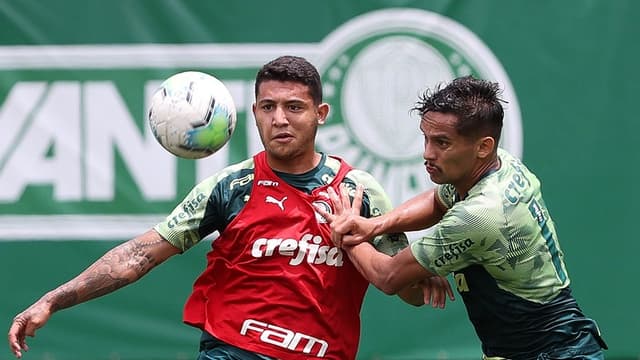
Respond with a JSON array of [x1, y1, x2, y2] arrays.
[[154, 177, 217, 252], [155, 159, 254, 252], [410, 200, 504, 276], [345, 169, 409, 256]]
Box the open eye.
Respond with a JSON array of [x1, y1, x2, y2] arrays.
[[287, 103, 304, 112], [436, 139, 450, 147]]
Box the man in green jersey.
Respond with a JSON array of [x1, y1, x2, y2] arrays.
[[319, 76, 607, 359]]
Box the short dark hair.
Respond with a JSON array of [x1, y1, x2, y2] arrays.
[[412, 76, 505, 143], [254, 55, 323, 104]]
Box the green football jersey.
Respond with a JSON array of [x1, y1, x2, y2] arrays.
[[411, 148, 604, 358], [412, 148, 568, 302]]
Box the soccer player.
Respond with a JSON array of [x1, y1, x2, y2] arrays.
[[7, 56, 452, 360], [318, 76, 608, 359]]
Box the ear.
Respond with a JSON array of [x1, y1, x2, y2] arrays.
[[316, 103, 330, 125], [476, 136, 496, 159], [252, 102, 258, 123]]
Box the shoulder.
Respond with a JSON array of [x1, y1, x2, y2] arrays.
[[325, 155, 385, 191], [436, 184, 457, 209], [438, 188, 505, 243], [447, 196, 501, 225], [344, 168, 388, 202], [323, 154, 377, 184], [199, 158, 255, 190], [343, 168, 393, 215], [213, 157, 255, 180], [497, 148, 538, 183], [344, 168, 382, 188]]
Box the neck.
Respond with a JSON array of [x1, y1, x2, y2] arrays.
[[455, 155, 500, 200], [268, 152, 322, 174]]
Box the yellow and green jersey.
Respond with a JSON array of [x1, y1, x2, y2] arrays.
[[411, 148, 605, 358]]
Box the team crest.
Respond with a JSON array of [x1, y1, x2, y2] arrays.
[[313, 200, 332, 224], [315, 9, 522, 208]]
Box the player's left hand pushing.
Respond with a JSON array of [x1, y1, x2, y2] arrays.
[[320, 184, 376, 247], [317, 184, 454, 308]]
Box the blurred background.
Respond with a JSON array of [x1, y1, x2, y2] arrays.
[[0, 1, 637, 359]]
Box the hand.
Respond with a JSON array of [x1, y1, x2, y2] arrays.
[[315, 184, 375, 247], [8, 301, 52, 358], [419, 276, 455, 309]]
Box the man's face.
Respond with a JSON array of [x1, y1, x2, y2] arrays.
[[420, 111, 479, 186], [252, 80, 328, 165]]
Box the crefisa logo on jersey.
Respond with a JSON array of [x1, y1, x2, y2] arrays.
[[0, 8, 521, 241]]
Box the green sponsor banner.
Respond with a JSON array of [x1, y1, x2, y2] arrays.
[[0, 9, 521, 241], [1, 1, 636, 359]]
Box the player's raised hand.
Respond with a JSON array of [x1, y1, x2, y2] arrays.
[[8, 301, 52, 358], [316, 184, 377, 247]]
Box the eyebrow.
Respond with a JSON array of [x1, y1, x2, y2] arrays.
[[258, 97, 306, 103], [427, 133, 451, 141]]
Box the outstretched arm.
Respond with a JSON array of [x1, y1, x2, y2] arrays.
[[324, 185, 446, 246], [376, 187, 446, 233], [7, 229, 180, 358], [318, 184, 453, 307], [345, 243, 454, 308]]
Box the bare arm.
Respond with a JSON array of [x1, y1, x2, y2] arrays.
[[8, 229, 180, 358], [346, 243, 430, 294], [367, 188, 446, 237], [323, 185, 446, 246], [345, 242, 452, 307], [358, 188, 452, 306], [320, 185, 453, 307]]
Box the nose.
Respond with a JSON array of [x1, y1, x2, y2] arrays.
[[272, 106, 289, 126], [423, 140, 435, 162]]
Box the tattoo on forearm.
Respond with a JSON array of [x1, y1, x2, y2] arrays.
[[48, 236, 166, 311]]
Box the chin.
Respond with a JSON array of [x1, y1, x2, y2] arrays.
[[268, 148, 295, 161], [428, 175, 443, 184]]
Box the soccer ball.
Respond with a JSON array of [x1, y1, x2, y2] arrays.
[[148, 71, 237, 159]]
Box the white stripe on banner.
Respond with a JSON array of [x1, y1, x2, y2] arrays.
[[0, 44, 317, 69], [0, 215, 165, 241]]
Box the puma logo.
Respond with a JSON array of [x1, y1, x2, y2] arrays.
[[265, 195, 287, 211]]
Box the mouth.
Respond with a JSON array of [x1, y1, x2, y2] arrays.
[[425, 163, 439, 174], [272, 132, 294, 143]]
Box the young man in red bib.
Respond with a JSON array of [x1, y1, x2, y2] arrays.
[[8, 56, 452, 360]]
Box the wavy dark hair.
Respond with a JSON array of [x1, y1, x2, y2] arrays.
[[412, 76, 506, 143]]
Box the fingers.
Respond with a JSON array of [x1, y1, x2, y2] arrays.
[[339, 184, 352, 212], [331, 229, 343, 248], [315, 184, 368, 248], [351, 184, 364, 215], [8, 317, 27, 359], [326, 187, 343, 215], [445, 277, 455, 301], [420, 276, 454, 309], [329, 184, 366, 214], [421, 278, 432, 306], [432, 277, 445, 308]]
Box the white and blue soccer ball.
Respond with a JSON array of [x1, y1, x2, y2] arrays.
[[148, 71, 237, 159]]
